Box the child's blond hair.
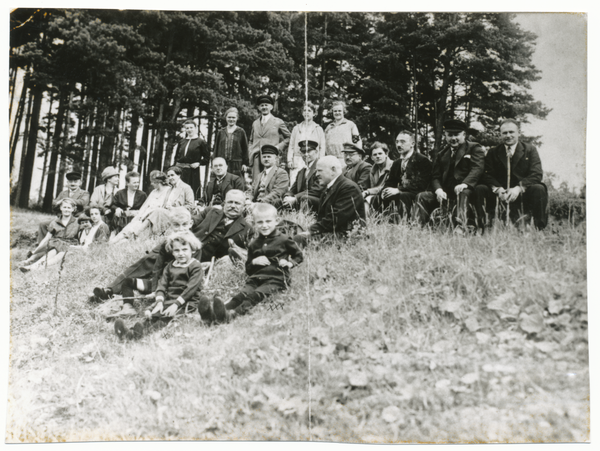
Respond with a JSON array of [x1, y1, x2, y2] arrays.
[[169, 207, 192, 224], [252, 202, 278, 219], [165, 231, 202, 253]]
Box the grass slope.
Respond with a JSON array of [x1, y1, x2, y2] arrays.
[[7, 208, 589, 443]]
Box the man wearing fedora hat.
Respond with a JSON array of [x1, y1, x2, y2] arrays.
[[35, 170, 90, 245], [248, 95, 291, 185], [282, 140, 323, 213], [90, 166, 120, 220], [341, 142, 372, 191], [416, 119, 485, 227], [252, 144, 289, 209]]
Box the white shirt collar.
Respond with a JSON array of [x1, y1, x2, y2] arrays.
[[261, 113, 273, 124], [400, 149, 414, 161], [506, 142, 518, 156], [326, 174, 341, 190]]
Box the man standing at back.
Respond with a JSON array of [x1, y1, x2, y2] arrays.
[[248, 95, 291, 185], [475, 119, 547, 230]]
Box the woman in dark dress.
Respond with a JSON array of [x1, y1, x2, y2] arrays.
[[212, 107, 249, 179], [174, 120, 209, 199]]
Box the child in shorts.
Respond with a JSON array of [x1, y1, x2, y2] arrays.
[[209, 203, 303, 322]]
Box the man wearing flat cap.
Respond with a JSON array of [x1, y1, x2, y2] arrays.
[[416, 119, 485, 226], [252, 144, 290, 209], [475, 119, 548, 230], [248, 95, 291, 185], [90, 166, 120, 220], [36, 170, 91, 245], [341, 143, 372, 191], [282, 140, 323, 213]]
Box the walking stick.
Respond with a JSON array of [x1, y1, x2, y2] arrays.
[[205, 256, 216, 286], [506, 148, 511, 226]]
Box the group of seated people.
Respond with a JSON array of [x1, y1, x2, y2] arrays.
[[16, 114, 549, 340]]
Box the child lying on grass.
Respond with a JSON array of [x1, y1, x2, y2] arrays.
[[114, 230, 208, 340], [19, 198, 80, 272], [204, 203, 303, 323]]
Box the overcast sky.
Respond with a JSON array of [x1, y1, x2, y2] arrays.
[[515, 13, 587, 190]]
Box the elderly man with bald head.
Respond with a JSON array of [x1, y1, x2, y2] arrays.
[[201, 157, 246, 207], [294, 155, 366, 246]]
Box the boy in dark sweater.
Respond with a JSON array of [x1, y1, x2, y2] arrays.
[[210, 203, 303, 322], [114, 231, 204, 340]]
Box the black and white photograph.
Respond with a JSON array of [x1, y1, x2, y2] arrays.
[[5, 2, 593, 446]]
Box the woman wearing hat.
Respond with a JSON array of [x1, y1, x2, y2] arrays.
[[19, 198, 80, 272], [288, 101, 326, 185], [212, 107, 249, 179], [90, 166, 120, 221]]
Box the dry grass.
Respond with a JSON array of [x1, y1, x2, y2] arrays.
[[7, 207, 589, 443]]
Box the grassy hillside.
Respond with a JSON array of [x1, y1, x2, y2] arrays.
[[7, 208, 588, 442]]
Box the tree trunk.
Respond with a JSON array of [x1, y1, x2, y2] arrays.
[[17, 83, 44, 208], [433, 57, 452, 159], [10, 72, 29, 175], [42, 89, 69, 211], [80, 106, 95, 189], [99, 106, 117, 170], [38, 91, 55, 205], [87, 108, 102, 192]]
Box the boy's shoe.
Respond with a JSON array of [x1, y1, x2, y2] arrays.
[[213, 296, 227, 323], [93, 287, 113, 301], [19, 266, 30, 273], [118, 303, 137, 316], [26, 251, 33, 258], [114, 319, 129, 340], [132, 322, 144, 339], [197, 295, 214, 323]]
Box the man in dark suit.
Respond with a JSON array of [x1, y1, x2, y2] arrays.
[[380, 130, 432, 219], [282, 140, 323, 213], [294, 156, 366, 246], [91, 190, 252, 302], [416, 119, 485, 226], [201, 157, 245, 207], [174, 120, 210, 198], [342, 143, 372, 191], [252, 144, 289, 209], [475, 119, 547, 230], [111, 171, 148, 233]]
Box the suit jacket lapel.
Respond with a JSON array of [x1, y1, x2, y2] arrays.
[[206, 209, 224, 235], [512, 142, 525, 168], [296, 168, 306, 191], [225, 217, 246, 238], [454, 142, 467, 168], [263, 167, 277, 189], [320, 176, 340, 207]]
